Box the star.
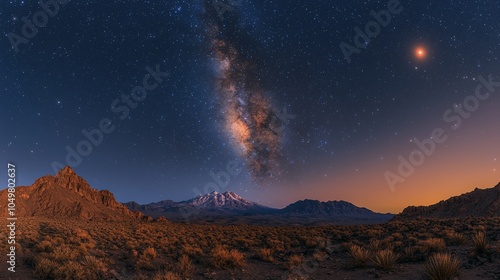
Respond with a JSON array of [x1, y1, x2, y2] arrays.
[[414, 46, 427, 60]]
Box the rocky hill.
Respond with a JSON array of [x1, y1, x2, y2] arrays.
[[0, 166, 144, 221], [394, 183, 500, 220]]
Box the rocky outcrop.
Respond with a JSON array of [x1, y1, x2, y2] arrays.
[[0, 166, 146, 221]]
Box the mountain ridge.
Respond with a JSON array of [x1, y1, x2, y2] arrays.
[[394, 182, 500, 220], [280, 199, 393, 218], [125, 191, 394, 224], [0, 166, 423, 225]]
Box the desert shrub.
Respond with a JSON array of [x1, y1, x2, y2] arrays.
[[473, 225, 486, 232], [53, 237, 65, 245], [74, 229, 91, 241], [34, 254, 91, 279], [126, 240, 138, 250], [135, 246, 159, 270], [340, 242, 353, 252], [392, 241, 404, 250], [407, 236, 419, 246], [177, 254, 194, 278], [312, 251, 328, 262], [267, 239, 286, 252], [136, 257, 156, 271], [369, 240, 384, 252], [445, 232, 466, 246], [347, 245, 371, 267], [471, 232, 488, 256], [420, 238, 446, 253], [182, 244, 203, 258], [391, 232, 403, 240], [305, 238, 319, 248], [256, 248, 275, 262], [33, 257, 58, 279], [130, 249, 139, 258], [365, 229, 384, 237], [35, 240, 53, 252], [372, 249, 399, 271], [287, 254, 303, 270], [51, 245, 79, 261], [152, 271, 181, 280], [55, 261, 87, 279], [424, 253, 461, 280], [402, 246, 420, 262], [143, 247, 158, 260], [80, 255, 107, 278], [210, 245, 245, 269]]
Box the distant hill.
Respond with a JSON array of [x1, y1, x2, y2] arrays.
[[394, 183, 500, 220], [281, 199, 393, 219], [0, 166, 144, 221], [123, 199, 178, 212]]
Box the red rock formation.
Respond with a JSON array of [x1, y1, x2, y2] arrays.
[[0, 166, 147, 221]]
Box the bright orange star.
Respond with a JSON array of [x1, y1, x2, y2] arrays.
[[414, 47, 427, 60]]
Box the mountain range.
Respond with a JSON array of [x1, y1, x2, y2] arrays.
[[0, 167, 392, 225], [2, 167, 497, 225], [124, 191, 394, 225]]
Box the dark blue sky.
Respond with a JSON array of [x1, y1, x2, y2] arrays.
[[1, 0, 499, 211]]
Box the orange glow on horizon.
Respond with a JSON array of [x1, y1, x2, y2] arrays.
[[272, 114, 500, 214]]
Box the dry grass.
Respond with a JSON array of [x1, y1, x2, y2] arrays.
[[420, 238, 446, 253], [372, 249, 400, 271], [178, 254, 194, 278], [256, 248, 275, 262], [152, 271, 181, 280], [312, 251, 328, 262], [445, 231, 466, 246], [369, 239, 384, 252], [424, 253, 461, 280], [471, 231, 488, 256], [287, 254, 303, 270], [210, 245, 245, 269], [80, 255, 107, 278], [347, 245, 371, 267], [142, 246, 158, 260], [3, 216, 500, 279]]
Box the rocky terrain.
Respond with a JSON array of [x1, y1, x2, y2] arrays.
[[395, 183, 500, 220]]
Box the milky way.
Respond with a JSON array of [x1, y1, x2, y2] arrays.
[[203, 2, 284, 183]]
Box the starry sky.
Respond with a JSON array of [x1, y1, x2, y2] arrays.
[[1, 0, 499, 213]]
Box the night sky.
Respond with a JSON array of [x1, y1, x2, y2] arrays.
[[1, 0, 499, 213]]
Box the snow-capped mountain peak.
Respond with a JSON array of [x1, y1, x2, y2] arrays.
[[185, 191, 258, 210]]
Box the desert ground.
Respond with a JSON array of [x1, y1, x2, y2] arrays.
[[1, 217, 499, 280]]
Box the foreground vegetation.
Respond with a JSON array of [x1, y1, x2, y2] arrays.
[[1, 217, 499, 279]]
